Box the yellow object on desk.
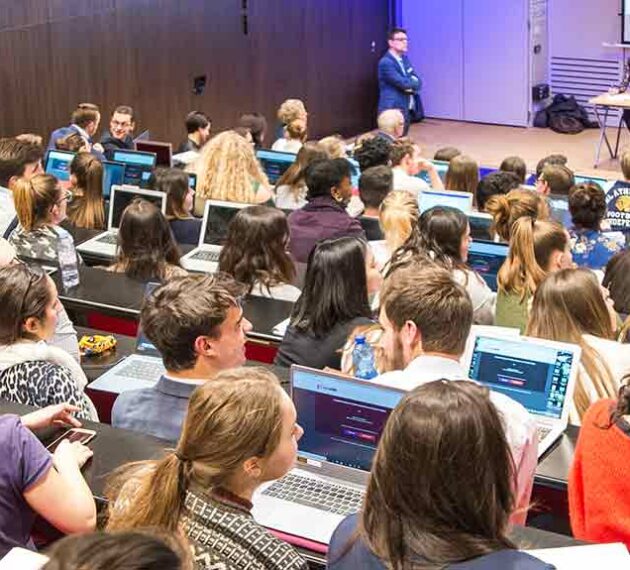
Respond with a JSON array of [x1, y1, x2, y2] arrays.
[[79, 335, 117, 357]]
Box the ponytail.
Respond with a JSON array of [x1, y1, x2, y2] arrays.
[[12, 174, 58, 231], [486, 188, 549, 242], [68, 154, 104, 229], [486, 194, 511, 241]]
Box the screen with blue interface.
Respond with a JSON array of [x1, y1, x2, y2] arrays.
[[112, 150, 156, 187], [111, 189, 164, 229], [102, 161, 126, 199], [256, 150, 295, 183], [418, 160, 448, 185], [468, 212, 493, 240], [135, 282, 160, 355], [419, 190, 472, 213], [468, 336, 574, 419], [45, 150, 76, 181], [292, 368, 403, 471], [467, 240, 508, 291]]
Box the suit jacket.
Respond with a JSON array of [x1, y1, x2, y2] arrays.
[[46, 124, 105, 160], [377, 52, 424, 120]]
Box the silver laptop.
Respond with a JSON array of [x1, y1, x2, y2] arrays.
[[466, 239, 508, 292], [88, 283, 164, 394], [418, 188, 474, 214], [181, 200, 249, 273], [465, 334, 581, 457], [252, 365, 405, 545], [76, 185, 167, 258]]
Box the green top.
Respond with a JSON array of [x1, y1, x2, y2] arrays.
[[495, 290, 530, 333]]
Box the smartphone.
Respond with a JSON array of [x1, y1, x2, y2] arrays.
[[46, 428, 96, 453]]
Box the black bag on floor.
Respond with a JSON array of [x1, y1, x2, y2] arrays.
[[535, 94, 597, 133]]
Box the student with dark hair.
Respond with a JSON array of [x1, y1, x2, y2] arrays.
[[500, 155, 527, 183], [604, 250, 630, 317], [55, 132, 90, 154], [107, 368, 308, 570], [352, 136, 392, 172], [219, 206, 299, 301], [276, 237, 374, 369], [287, 158, 365, 263], [390, 138, 442, 195], [112, 274, 250, 441], [100, 105, 136, 159], [535, 153, 568, 179], [67, 153, 105, 230], [274, 142, 328, 210], [373, 264, 536, 524], [358, 165, 392, 220], [239, 112, 267, 150], [150, 168, 202, 245], [536, 163, 575, 197], [329, 381, 550, 570], [177, 111, 212, 153], [0, 138, 44, 239], [568, 182, 624, 270], [433, 146, 461, 162], [47, 103, 101, 155], [105, 199, 186, 282], [42, 529, 193, 570], [476, 171, 522, 211]]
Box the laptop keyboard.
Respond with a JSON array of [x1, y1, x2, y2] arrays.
[[117, 359, 163, 381], [537, 426, 552, 443], [262, 473, 364, 516], [191, 250, 220, 262], [96, 233, 117, 245]]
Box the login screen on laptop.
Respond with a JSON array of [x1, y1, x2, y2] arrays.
[[292, 368, 403, 471], [468, 336, 574, 419]]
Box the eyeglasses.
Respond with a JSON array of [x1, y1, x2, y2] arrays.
[[56, 190, 73, 205], [392, 36, 408, 42], [111, 120, 131, 128]]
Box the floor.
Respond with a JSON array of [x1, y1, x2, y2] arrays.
[[405, 118, 630, 180]]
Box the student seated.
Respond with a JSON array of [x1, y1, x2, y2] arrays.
[[238, 112, 267, 150], [375, 109, 405, 142], [500, 155, 527, 183], [218, 206, 300, 302], [287, 159, 365, 263], [433, 146, 461, 162], [476, 171, 521, 212], [47, 103, 102, 156], [352, 136, 392, 172], [0, 403, 96, 558], [194, 131, 272, 213], [391, 206, 495, 324], [273, 98, 308, 145], [486, 188, 549, 242], [55, 132, 90, 154], [390, 138, 442, 195], [100, 106, 135, 160], [328, 381, 551, 570], [568, 182, 624, 270], [526, 268, 629, 424], [445, 154, 479, 204], [536, 164, 575, 226], [274, 142, 328, 210], [318, 135, 346, 159], [373, 264, 536, 524], [358, 166, 393, 236], [105, 199, 187, 282], [150, 168, 201, 246], [271, 118, 307, 153], [0, 137, 44, 239], [495, 218, 572, 332], [177, 111, 211, 154], [569, 375, 630, 547], [536, 153, 568, 179], [276, 237, 375, 369], [603, 250, 630, 318], [607, 147, 630, 195], [0, 265, 97, 419], [10, 174, 82, 267], [106, 368, 308, 570], [66, 153, 105, 230]]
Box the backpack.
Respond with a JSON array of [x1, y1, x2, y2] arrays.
[[534, 94, 597, 133]]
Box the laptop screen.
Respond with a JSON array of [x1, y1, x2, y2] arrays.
[[574, 174, 611, 188], [467, 336, 575, 419], [291, 367, 403, 472], [188, 173, 197, 192], [468, 212, 493, 240], [110, 188, 165, 230], [202, 201, 249, 245], [256, 149, 296, 183], [135, 282, 161, 356], [112, 150, 157, 187], [102, 161, 126, 199], [467, 240, 508, 291], [418, 160, 449, 185], [136, 141, 172, 167], [418, 189, 473, 214], [45, 150, 76, 181]]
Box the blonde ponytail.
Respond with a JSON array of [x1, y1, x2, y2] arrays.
[[12, 174, 58, 231]]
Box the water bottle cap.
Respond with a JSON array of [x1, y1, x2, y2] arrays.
[[355, 335, 366, 344]]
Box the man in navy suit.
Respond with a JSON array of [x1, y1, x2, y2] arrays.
[[47, 103, 105, 159], [378, 28, 424, 135]]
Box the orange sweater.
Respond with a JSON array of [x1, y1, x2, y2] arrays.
[[569, 399, 630, 546]]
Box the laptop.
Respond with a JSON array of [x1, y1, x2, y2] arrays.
[[88, 283, 165, 393], [102, 161, 126, 199], [181, 200, 250, 272], [112, 149, 157, 188], [468, 211, 494, 240], [252, 365, 405, 545], [256, 149, 296, 183], [465, 334, 580, 457], [467, 240, 508, 291], [133, 130, 150, 142], [45, 149, 76, 182], [418, 159, 449, 185], [418, 188, 473, 214], [136, 140, 173, 168], [76, 185, 167, 257]]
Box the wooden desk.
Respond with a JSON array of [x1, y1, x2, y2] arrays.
[[589, 93, 630, 167]]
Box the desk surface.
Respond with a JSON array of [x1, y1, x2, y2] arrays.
[[590, 92, 630, 108], [56, 266, 293, 342], [534, 426, 578, 491], [76, 327, 137, 382]]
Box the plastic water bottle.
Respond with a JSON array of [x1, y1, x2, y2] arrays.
[[57, 228, 80, 291], [353, 335, 377, 380]]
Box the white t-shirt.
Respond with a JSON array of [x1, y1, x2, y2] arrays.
[[0, 186, 16, 239], [271, 139, 302, 153], [392, 167, 428, 196]]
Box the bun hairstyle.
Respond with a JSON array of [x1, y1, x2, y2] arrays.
[[568, 182, 607, 231], [486, 188, 549, 242], [285, 118, 307, 142]]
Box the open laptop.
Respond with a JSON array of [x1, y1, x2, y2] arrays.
[[256, 149, 296, 183], [468, 211, 494, 240], [467, 240, 508, 291], [181, 200, 250, 272], [252, 365, 405, 545], [45, 149, 76, 182], [76, 185, 167, 257], [418, 188, 473, 214], [102, 161, 126, 199], [136, 140, 173, 168], [465, 334, 580, 457], [112, 149, 157, 188], [418, 159, 450, 185]]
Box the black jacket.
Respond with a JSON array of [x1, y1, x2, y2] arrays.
[[100, 131, 135, 160]]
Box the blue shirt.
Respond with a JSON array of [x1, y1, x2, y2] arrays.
[[111, 375, 201, 442], [569, 228, 625, 270], [327, 514, 555, 570]]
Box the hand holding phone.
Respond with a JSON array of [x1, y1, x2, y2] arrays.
[[48, 428, 96, 470]]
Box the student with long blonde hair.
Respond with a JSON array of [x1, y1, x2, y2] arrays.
[[67, 153, 105, 230], [526, 268, 629, 423], [194, 131, 272, 214], [377, 190, 419, 264], [486, 188, 549, 242], [495, 217, 572, 332], [106, 367, 307, 570]]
